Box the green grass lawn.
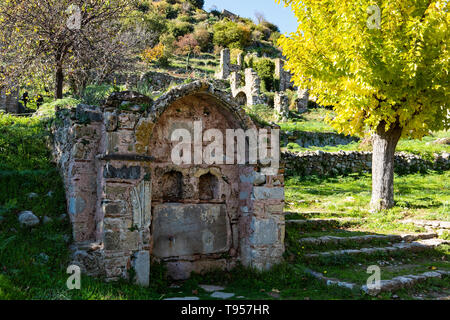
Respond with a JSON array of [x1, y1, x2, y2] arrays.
[[285, 171, 450, 232]]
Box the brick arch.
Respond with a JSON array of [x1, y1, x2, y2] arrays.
[[149, 80, 257, 130]]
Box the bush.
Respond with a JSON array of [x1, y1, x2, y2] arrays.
[[230, 48, 244, 65], [168, 20, 194, 38], [269, 31, 281, 47], [188, 0, 204, 9], [0, 115, 54, 171], [159, 33, 176, 65], [255, 58, 275, 92], [80, 84, 124, 106], [193, 27, 212, 52], [213, 20, 251, 50], [142, 44, 165, 65]]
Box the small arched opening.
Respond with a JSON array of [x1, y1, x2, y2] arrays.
[[161, 171, 183, 202], [235, 91, 247, 107], [199, 173, 219, 201]]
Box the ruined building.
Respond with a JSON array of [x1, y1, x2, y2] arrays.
[[0, 86, 20, 114], [53, 81, 285, 286]]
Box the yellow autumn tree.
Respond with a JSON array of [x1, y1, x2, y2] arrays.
[[276, 0, 449, 210]]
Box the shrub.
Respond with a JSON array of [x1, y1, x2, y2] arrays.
[[159, 33, 176, 65], [168, 20, 194, 38], [213, 20, 251, 50], [230, 48, 244, 65], [269, 31, 281, 47], [188, 0, 204, 9], [80, 84, 124, 106], [193, 27, 212, 52], [142, 44, 165, 65]]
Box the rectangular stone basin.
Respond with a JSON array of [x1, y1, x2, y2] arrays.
[[152, 203, 230, 258]]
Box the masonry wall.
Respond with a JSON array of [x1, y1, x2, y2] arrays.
[[283, 150, 450, 177]]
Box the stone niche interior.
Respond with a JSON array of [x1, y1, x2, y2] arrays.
[[53, 81, 285, 286]]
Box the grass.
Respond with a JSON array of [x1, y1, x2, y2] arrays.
[[280, 108, 336, 132], [285, 171, 450, 231], [33, 97, 80, 118]]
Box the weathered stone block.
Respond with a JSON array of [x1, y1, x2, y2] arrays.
[[253, 187, 285, 200], [104, 230, 121, 250], [104, 112, 118, 132], [103, 165, 141, 180], [132, 251, 150, 287], [69, 197, 87, 216], [103, 200, 127, 217], [152, 204, 230, 258], [250, 218, 278, 246]]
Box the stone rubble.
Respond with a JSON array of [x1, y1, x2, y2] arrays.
[[18, 211, 40, 227], [283, 150, 450, 177]]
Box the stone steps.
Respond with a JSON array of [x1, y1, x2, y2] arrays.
[[361, 270, 450, 295], [401, 219, 450, 236], [286, 218, 361, 230], [305, 268, 450, 296], [303, 238, 450, 260], [298, 232, 437, 247]]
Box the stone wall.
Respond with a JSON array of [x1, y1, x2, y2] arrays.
[[139, 71, 186, 93], [283, 131, 360, 148], [215, 49, 242, 80], [283, 150, 450, 177], [274, 92, 289, 121], [296, 88, 310, 113], [275, 59, 294, 92], [230, 68, 266, 106], [52, 81, 285, 286]]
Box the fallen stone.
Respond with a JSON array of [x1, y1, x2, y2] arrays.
[[27, 192, 39, 199], [132, 251, 150, 287], [18, 211, 40, 227], [211, 292, 235, 299], [199, 285, 225, 293]]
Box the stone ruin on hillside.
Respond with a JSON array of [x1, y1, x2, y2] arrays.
[[215, 49, 310, 118], [52, 81, 285, 286], [0, 86, 20, 114]]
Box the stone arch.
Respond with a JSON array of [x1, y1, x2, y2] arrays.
[[235, 91, 247, 107], [161, 170, 183, 201], [149, 81, 256, 131]]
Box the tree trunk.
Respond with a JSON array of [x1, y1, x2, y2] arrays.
[[55, 64, 64, 99], [370, 122, 403, 211], [186, 53, 190, 71]]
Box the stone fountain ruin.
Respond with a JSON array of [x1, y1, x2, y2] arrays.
[[53, 81, 285, 286]]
